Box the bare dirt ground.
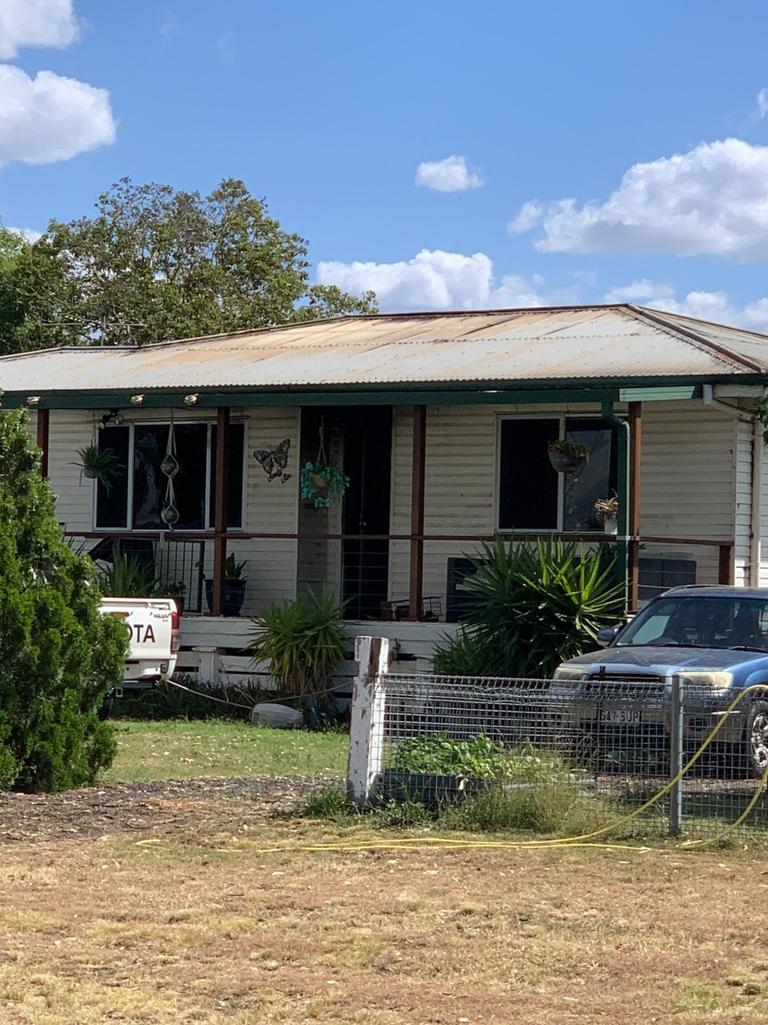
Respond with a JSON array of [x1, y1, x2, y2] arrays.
[[0, 776, 327, 845], [1, 777, 767, 1024]]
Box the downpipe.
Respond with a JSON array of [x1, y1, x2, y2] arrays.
[[601, 401, 631, 612]]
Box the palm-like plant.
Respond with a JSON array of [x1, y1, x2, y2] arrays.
[[249, 590, 348, 725], [97, 551, 158, 598], [435, 540, 623, 679]]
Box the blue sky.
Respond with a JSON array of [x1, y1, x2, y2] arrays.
[[4, 0, 768, 326]]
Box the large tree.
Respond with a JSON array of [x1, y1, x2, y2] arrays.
[[0, 227, 28, 356], [12, 178, 376, 349]]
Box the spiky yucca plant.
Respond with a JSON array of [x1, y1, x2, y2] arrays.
[[435, 540, 623, 679]]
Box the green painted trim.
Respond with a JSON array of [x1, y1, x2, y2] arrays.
[[2, 387, 622, 410], [0, 374, 761, 411], [619, 386, 699, 402], [601, 401, 630, 612]]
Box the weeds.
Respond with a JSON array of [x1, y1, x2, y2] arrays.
[[439, 783, 611, 835]]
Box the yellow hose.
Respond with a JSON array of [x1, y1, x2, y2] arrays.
[[236, 683, 768, 857]]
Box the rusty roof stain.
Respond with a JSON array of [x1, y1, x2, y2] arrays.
[[1, 304, 766, 396]]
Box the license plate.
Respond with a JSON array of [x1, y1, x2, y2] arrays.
[[597, 709, 642, 724]]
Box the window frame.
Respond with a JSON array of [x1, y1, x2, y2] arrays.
[[495, 412, 618, 534], [93, 418, 248, 533]]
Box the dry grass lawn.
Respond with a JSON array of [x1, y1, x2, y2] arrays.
[[2, 800, 768, 1024]]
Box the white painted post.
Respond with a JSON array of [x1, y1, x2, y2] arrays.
[[347, 635, 391, 809], [195, 645, 219, 684]]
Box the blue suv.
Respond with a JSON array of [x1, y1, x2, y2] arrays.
[[553, 586, 768, 777]]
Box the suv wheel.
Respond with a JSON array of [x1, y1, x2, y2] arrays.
[[747, 701, 768, 778]]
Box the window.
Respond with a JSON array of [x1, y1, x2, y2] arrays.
[[497, 416, 616, 531], [95, 422, 245, 530], [617, 595, 768, 651]]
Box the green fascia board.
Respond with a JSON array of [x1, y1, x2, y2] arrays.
[[0, 375, 754, 410], [2, 387, 622, 409], [619, 386, 699, 402]]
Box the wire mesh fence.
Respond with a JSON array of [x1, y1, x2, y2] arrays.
[[348, 639, 768, 841]]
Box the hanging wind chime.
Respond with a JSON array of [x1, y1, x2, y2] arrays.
[[160, 416, 180, 527]]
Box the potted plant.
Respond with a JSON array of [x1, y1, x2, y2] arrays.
[[300, 460, 349, 509], [205, 554, 247, 616], [594, 494, 619, 535], [547, 439, 590, 475], [75, 444, 123, 492]]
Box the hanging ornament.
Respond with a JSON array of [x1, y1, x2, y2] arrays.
[[160, 416, 180, 527], [160, 502, 180, 526]]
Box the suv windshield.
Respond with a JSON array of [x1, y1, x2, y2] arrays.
[[617, 595, 768, 651]]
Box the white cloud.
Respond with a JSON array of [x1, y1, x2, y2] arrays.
[[318, 250, 494, 309], [603, 279, 768, 332], [8, 225, 42, 243], [0, 0, 78, 59], [316, 249, 578, 311], [0, 65, 115, 165], [509, 138, 768, 260], [415, 155, 483, 192], [318, 247, 768, 331], [758, 88, 768, 119]]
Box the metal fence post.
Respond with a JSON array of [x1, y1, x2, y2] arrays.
[[669, 674, 684, 837], [347, 636, 391, 810]]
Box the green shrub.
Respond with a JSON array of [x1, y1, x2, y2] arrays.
[[440, 782, 610, 835], [392, 733, 511, 780], [249, 589, 348, 727], [303, 786, 351, 820], [371, 798, 435, 828], [392, 735, 580, 785], [108, 676, 268, 721], [434, 540, 623, 678], [0, 408, 128, 791], [97, 550, 158, 597]]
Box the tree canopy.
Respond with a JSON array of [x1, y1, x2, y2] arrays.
[[5, 178, 376, 351], [0, 227, 28, 356]]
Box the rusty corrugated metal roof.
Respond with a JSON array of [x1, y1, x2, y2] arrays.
[[0, 304, 765, 396]]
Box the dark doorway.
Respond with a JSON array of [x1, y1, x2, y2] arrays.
[[298, 407, 392, 620], [341, 407, 392, 619]]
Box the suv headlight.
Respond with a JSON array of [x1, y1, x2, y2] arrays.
[[677, 671, 733, 691], [553, 666, 588, 681]]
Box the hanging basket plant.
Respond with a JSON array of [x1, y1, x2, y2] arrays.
[[74, 444, 123, 492], [547, 439, 590, 475], [300, 461, 349, 509], [300, 418, 350, 509]]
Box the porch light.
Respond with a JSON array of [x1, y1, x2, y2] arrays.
[[184, 393, 199, 406], [130, 394, 144, 406], [99, 409, 123, 427], [26, 396, 41, 406]]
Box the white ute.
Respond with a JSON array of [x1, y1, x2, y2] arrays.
[[100, 597, 180, 697]]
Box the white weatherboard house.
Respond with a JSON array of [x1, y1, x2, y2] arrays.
[[2, 304, 768, 684]]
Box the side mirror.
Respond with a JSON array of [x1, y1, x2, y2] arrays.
[[597, 625, 621, 647]]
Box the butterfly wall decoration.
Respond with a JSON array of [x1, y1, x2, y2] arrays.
[[253, 438, 291, 482]]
